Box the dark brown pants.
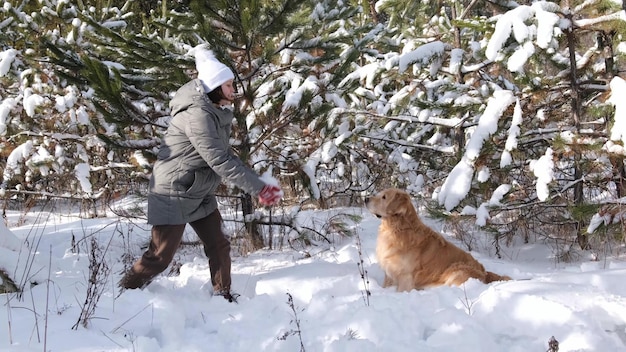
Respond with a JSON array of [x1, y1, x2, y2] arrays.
[[120, 210, 231, 292]]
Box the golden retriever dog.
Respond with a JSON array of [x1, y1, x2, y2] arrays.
[[365, 188, 511, 292]]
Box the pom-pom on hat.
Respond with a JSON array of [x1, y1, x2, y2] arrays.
[[193, 46, 235, 93]]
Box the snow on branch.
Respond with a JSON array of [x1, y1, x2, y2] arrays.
[[485, 2, 561, 72], [362, 135, 456, 154], [466, 91, 516, 161], [75, 163, 92, 194], [500, 98, 522, 168], [529, 148, 555, 202], [2, 141, 33, 184], [338, 62, 381, 89], [393, 41, 448, 73], [437, 90, 516, 211], [341, 41, 450, 88], [0, 48, 17, 76], [587, 200, 626, 234], [608, 76, 626, 147], [574, 11, 626, 28], [282, 75, 319, 112], [0, 97, 18, 136]]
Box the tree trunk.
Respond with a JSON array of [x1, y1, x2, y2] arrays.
[[241, 193, 265, 250], [565, 19, 588, 250], [611, 156, 626, 198], [367, 0, 386, 24]]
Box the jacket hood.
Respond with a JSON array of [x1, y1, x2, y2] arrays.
[[169, 79, 207, 116]]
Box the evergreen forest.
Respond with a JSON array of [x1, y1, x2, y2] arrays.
[[1, 0, 626, 256]]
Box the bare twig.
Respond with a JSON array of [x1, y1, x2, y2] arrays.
[[4, 292, 13, 345], [72, 233, 114, 329], [354, 232, 371, 306], [44, 245, 51, 350], [278, 293, 305, 352], [110, 303, 154, 334], [458, 283, 475, 315], [29, 283, 41, 343]]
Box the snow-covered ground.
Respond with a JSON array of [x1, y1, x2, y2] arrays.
[[1, 201, 626, 352]]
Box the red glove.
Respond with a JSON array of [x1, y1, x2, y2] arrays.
[[258, 184, 282, 206]]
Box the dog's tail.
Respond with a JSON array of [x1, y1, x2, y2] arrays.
[[485, 271, 512, 283]]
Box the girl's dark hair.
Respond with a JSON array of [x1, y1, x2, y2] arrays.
[[207, 86, 225, 104]]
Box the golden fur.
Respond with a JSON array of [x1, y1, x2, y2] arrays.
[[366, 188, 511, 292]]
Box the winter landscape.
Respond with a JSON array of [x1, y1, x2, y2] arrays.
[[1, 197, 626, 352], [2, 0, 626, 351]]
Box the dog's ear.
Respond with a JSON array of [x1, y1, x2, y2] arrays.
[[389, 191, 411, 216]]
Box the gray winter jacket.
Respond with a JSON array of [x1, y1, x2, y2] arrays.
[[147, 79, 266, 225]]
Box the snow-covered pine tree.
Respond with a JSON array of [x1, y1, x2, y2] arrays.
[[43, 0, 191, 180], [2, 0, 381, 248], [177, 0, 381, 207], [1, 1, 109, 213], [337, 1, 511, 199], [469, 0, 626, 252], [2, 0, 624, 256], [337, 0, 626, 255], [249, 0, 388, 208], [0, 0, 181, 216], [169, 0, 321, 248]]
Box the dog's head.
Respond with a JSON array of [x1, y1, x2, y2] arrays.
[[365, 188, 413, 218]]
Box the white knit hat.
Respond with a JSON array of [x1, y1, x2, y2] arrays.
[[194, 46, 235, 93]]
